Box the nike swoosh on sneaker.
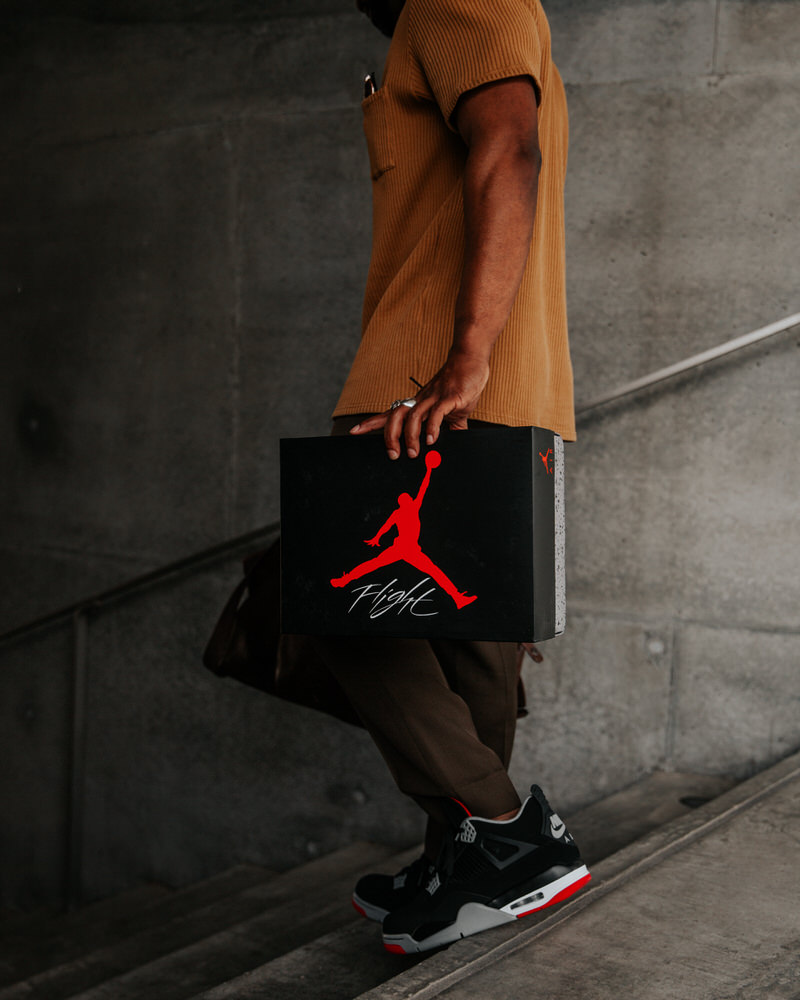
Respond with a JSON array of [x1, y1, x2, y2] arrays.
[[550, 814, 566, 838]]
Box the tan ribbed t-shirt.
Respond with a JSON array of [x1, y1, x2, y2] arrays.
[[333, 0, 575, 440]]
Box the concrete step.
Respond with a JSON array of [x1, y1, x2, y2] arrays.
[[0, 884, 172, 944], [193, 917, 418, 1000], [0, 904, 61, 940], [183, 770, 738, 1000], [562, 770, 737, 867], [65, 845, 422, 1000], [0, 885, 170, 978], [0, 842, 396, 1000], [0, 865, 272, 988]]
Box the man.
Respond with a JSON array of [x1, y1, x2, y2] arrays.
[[307, 0, 588, 954]]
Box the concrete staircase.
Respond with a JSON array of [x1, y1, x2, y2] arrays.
[[4, 762, 796, 1000]]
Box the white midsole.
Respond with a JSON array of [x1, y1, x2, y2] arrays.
[[499, 864, 591, 917], [383, 864, 591, 954]]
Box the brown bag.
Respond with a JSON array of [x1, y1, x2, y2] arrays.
[[202, 538, 362, 726], [203, 537, 536, 724]]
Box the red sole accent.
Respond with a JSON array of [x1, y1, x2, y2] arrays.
[[384, 943, 407, 954], [352, 899, 367, 918], [515, 872, 592, 919]]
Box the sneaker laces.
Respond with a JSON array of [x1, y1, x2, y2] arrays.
[[393, 854, 435, 892], [403, 855, 429, 885], [432, 817, 472, 888]]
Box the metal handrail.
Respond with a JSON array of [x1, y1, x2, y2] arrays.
[[2, 311, 798, 648], [0, 521, 280, 647], [575, 312, 800, 417]]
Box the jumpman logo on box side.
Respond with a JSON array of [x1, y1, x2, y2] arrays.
[[330, 450, 477, 610]]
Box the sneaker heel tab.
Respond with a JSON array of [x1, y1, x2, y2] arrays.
[[529, 785, 551, 811], [527, 785, 552, 832]]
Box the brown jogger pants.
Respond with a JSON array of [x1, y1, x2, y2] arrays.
[[306, 633, 522, 856]]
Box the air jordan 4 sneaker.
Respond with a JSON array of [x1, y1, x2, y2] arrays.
[[352, 854, 437, 922], [382, 786, 591, 954]]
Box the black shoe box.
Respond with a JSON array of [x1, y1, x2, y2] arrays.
[[279, 426, 565, 641]]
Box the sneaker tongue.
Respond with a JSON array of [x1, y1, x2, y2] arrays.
[[403, 854, 429, 886]]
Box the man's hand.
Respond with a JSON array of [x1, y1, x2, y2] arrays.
[[350, 349, 489, 458], [352, 74, 540, 460]]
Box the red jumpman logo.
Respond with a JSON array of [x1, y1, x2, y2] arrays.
[[330, 450, 477, 610]]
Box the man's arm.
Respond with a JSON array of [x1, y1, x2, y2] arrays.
[[351, 75, 541, 459]]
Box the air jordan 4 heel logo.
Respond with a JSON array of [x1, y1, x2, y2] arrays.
[[330, 450, 477, 610], [539, 448, 554, 474], [549, 814, 566, 839]]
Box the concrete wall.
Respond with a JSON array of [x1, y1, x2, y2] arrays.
[[1, 0, 799, 907]]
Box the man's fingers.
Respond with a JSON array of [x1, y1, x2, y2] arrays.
[[347, 389, 469, 460], [384, 405, 409, 459], [403, 397, 435, 457], [347, 404, 426, 461], [424, 400, 452, 445], [349, 413, 388, 434], [349, 408, 407, 460]]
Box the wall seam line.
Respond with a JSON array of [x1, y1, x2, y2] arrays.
[[711, 0, 723, 74], [228, 120, 243, 537], [664, 617, 680, 768], [564, 607, 800, 638]]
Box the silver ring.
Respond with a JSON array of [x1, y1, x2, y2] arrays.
[[390, 397, 417, 410]]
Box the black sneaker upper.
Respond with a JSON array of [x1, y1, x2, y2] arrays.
[[354, 854, 436, 914], [382, 785, 583, 941]]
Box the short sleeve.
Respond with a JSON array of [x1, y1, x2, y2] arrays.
[[408, 0, 544, 129]]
